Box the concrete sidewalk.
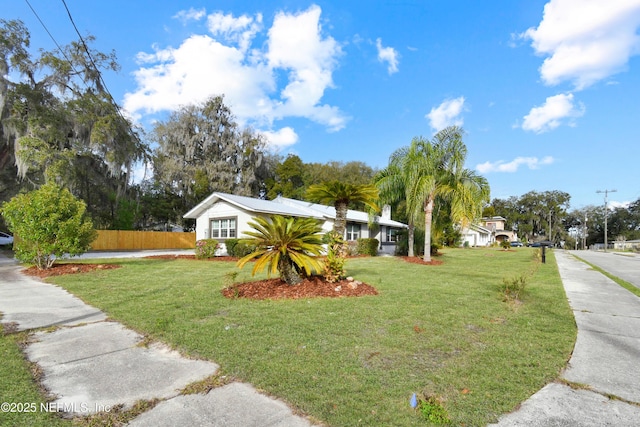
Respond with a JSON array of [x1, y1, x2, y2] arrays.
[[0, 254, 313, 426], [490, 250, 640, 426]]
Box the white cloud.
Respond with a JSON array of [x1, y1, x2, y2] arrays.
[[476, 156, 555, 173], [375, 38, 399, 74], [123, 5, 347, 142], [521, 93, 585, 133], [260, 127, 299, 150], [207, 11, 262, 53], [266, 5, 346, 131], [521, 0, 640, 89], [173, 8, 206, 24], [609, 200, 631, 209], [426, 97, 466, 132]]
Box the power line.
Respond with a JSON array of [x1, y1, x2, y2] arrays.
[[596, 189, 617, 252], [23, 0, 146, 177], [59, 0, 134, 130], [24, 0, 66, 56]]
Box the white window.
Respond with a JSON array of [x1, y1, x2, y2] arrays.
[[346, 223, 360, 241], [210, 218, 236, 239], [386, 227, 398, 242]]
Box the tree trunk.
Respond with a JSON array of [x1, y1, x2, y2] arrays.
[[423, 198, 434, 262], [408, 222, 415, 257], [334, 201, 348, 238], [279, 255, 302, 285], [334, 201, 349, 255]]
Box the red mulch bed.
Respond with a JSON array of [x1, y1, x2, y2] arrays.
[[22, 263, 121, 278], [144, 254, 239, 261], [400, 256, 443, 266], [222, 276, 378, 300]]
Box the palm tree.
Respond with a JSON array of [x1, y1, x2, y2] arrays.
[[306, 181, 379, 239], [376, 126, 489, 262], [236, 215, 324, 285]]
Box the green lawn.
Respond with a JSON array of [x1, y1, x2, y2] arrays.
[[4, 248, 576, 426], [0, 332, 70, 427]]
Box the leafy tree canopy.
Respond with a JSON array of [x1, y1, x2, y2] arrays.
[[0, 19, 147, 228], [488, 190, 571, 244], [150, 95, 270, 220]]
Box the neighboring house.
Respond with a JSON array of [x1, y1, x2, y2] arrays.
[[460, 223, 492, 247], [613, 239, 640, 251], [482, 216, 518, 244], [183, 192, 408, 255], [459, 216, 518, 247]]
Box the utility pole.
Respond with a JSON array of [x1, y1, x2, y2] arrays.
[[583, 214, 587, 250], [596, 189, 617, 252]]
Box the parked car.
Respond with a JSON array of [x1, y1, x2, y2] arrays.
[[510, 241, 523, 247], [0, 232, 13, 246], [529, 241, 552, 248]]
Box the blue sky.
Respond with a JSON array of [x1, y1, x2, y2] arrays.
[[5, 0, 640, 210]]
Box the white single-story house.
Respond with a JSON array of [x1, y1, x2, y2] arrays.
[[460, 223, 493, 247], [183, 192, 408, 255]]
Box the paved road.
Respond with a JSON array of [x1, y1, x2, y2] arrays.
[[567, 250, 640, 289]]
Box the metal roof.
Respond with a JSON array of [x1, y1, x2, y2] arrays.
[[183, 192, 321, 219], [184, 192, 407, 228]]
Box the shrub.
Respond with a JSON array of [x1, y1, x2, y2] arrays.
[[431, 243, 440, 256], [500, 240, 511, 250], [0, 183, 96, 269], [225, 238, 239, 256], [356, 238, 379, 256], [500, 274, 528, 301], [324, 231, 346, 283], [195, 239, 219, 259], [232, 242, 255, 257], [345, 240, 358, 256]]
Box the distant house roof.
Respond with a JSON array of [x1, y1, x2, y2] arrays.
[[184, 192, 407, 228], [467, 223, 492, 234], [482, 216, 507, 222]]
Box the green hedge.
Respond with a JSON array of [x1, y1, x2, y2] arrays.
[[224, 238, 254, 257], [357, 238, 379, 256], [225, 238, 239, 255]]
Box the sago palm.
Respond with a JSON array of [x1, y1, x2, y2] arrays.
[[236, 215, 324, 285]]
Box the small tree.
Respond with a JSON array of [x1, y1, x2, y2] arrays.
[[1, 183, 97, 269], [324, 231, 346, 283], [237, 215, 324, 285]]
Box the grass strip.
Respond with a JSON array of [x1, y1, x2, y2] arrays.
[[571, 255, 640, 298]]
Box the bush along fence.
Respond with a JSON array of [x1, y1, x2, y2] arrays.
[[90, 230, 196, 251]]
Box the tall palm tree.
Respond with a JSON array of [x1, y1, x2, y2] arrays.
[[237, 215, 324, 285], [375, 126, 489, 262], [306, 181, 379, 239]]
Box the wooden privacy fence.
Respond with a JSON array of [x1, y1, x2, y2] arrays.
[[91, 230, 196, 251]]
